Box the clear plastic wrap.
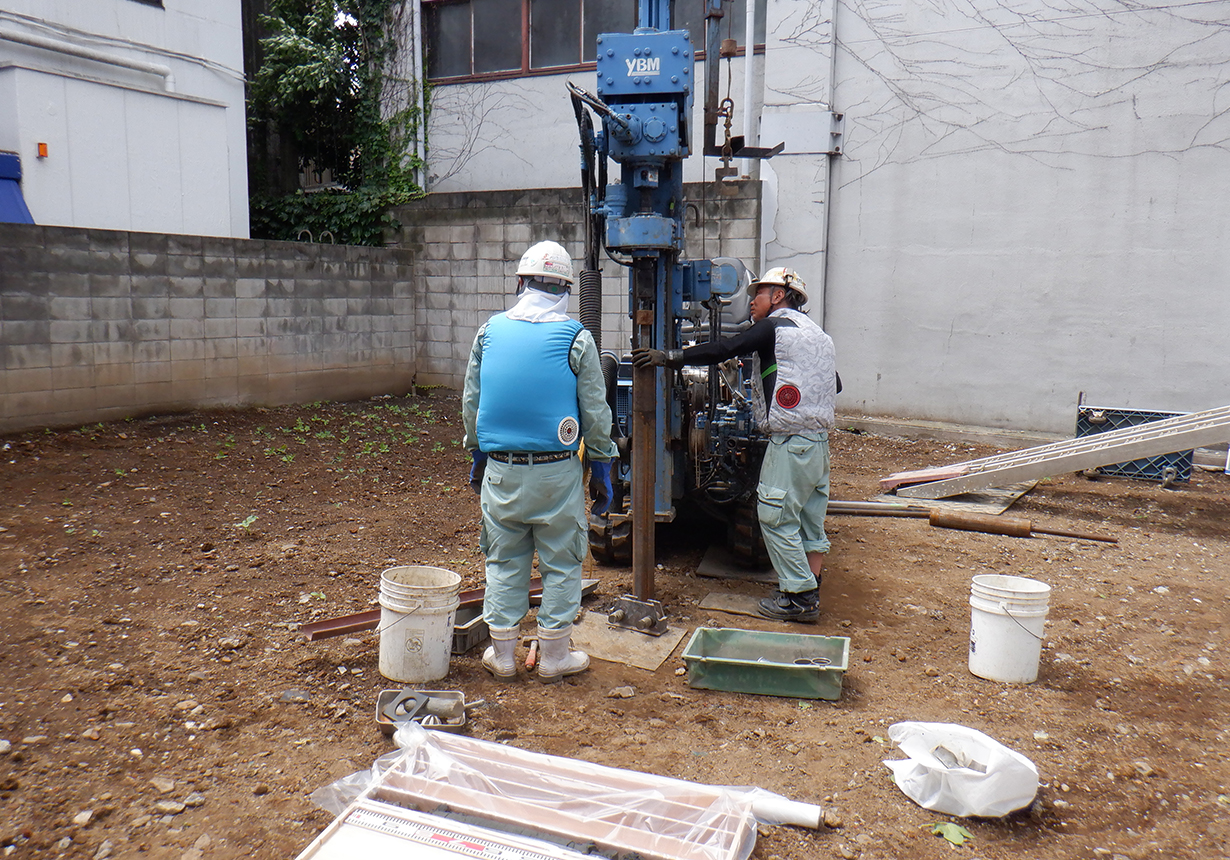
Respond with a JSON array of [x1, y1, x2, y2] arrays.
[[309, 723, 823, 860], [308, 747, 404, 815]]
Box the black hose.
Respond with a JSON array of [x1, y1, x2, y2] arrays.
[[600, 350, 620, 407], [579, 269, 603, 350], [571, 87, 605, 349], [707, 297, 720, 426]]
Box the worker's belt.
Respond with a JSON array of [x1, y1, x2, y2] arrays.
[[488, 451, 574, 465]]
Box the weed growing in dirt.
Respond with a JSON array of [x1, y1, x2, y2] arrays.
[[207, 396, 458, 481], [215, 434, 236, 460]]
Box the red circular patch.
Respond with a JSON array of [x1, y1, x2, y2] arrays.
[[776, 384, 801, 409]]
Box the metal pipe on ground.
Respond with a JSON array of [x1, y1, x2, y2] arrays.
[[928, 510, 1118, 543], [826, 500, 1117, 542]]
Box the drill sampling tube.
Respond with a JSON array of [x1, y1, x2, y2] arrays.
[[929, 510, 1117, 543]]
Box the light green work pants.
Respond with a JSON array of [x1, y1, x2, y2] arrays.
[[756, 432, 831, 593], [479, 456, 586, 629]]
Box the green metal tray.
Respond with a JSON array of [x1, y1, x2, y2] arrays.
[[681, 627, 850, 700]]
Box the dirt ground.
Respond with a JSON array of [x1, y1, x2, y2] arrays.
[[0, 390, 1226, 860]]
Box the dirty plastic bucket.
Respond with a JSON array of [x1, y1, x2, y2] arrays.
[[378, 565, 461, 683], [968, 574, 1051, 683]]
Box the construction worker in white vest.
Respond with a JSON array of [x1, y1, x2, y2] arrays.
[[633, 267, 839, 622], [462, 241, 617, 681]]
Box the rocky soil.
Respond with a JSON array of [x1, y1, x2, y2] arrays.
[[0, 390, 1226, 859]]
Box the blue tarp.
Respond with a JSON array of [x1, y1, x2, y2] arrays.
[[0, 153, 35, 224]]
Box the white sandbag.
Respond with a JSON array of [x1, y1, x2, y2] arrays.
[[882, 721, 1039, 817]]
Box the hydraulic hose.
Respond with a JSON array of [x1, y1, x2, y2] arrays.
[[571, 88, 604, 349], [600, 351, 620, 412], [578, 269, 603, 351]]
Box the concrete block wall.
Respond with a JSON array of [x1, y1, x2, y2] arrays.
[[395, 180, 761, 388], [0, 224, 415, 433]]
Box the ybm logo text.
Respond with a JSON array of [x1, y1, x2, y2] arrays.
[[625, 57, 660, 76]]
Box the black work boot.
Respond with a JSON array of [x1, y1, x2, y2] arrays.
[[757, 588, 820, 622]]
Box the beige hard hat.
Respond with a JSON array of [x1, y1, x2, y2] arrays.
[[516, 241, 574, 286], [747, 266, 808, 304]]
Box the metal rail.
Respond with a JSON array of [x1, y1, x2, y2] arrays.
[[884, 405, 1230, 499]]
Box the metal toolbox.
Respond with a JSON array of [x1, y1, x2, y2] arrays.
[[451, 578, 600, 655], [451, 604, 488, 654], [682, 627, 850, 700], [376, 689, 468, 735]]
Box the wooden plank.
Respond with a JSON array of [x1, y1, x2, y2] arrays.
[[695, 545, 776, 583], [569, 616, 687, 671], [871, 481, 1035, 516], [697, 592, 765, 619], [879, 466, 966, 490]]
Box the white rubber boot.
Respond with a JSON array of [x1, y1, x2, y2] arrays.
[[481, 625, 519, 680], [535, 623, 589, 684]]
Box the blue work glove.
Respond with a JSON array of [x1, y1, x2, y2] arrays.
[[589, 460, 613, 516], [468, 451, 487, 495]]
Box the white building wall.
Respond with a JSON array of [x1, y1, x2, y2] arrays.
[[819, 0, 1230, 433], [0, 1, 247, 237], [426, 57, 756, 194], [420, 0, 1230, 435]]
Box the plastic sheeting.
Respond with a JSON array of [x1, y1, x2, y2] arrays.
[[882, 721, 1039, 817], [310, 723, 822, 860]]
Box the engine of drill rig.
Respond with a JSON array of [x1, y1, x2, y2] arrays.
[[597, 267, 770, 564], [681, 364, 764, 507]]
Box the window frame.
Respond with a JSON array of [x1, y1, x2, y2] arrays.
[[424, 0, 764, 85]]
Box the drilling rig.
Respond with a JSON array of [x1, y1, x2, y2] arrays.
[[569, 0, 782, 628]]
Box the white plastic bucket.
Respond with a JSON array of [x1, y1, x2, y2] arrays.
[[968, 574, 1051, 683], [378, 565, 461, 683]]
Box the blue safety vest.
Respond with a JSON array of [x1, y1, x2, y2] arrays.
[[476, 314, 583, 452]]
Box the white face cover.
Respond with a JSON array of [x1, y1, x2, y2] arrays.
[[505, 286, 570, 323]]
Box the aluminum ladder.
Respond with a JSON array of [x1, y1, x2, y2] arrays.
[[882, 405, 1230, 499]]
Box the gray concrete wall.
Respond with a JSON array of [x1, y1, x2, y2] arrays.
[[394, 181, 761, 389], [1, 184, 754, 433], [0, 224, 414, 433]]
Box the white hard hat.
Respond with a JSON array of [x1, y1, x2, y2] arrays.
[[747, 266, 807, 304], [516, 241, 574, 286]]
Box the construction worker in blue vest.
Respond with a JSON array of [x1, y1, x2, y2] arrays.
[[462, 241, 617, 682]]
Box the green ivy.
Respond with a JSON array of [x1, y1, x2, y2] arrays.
[[250, 184, 413, 247], [247, 0, 425, 246]]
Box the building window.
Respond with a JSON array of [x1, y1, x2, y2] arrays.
[[425, 0, 763, 82]]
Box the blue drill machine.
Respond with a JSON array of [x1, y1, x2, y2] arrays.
[[569, 0, 781, 624]]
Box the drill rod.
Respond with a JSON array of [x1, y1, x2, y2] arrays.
[[928, 510, 1118, 543], [630, 261, 657, 601], [826, 500, 1117, 542], [631, 362, 656, 599]]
